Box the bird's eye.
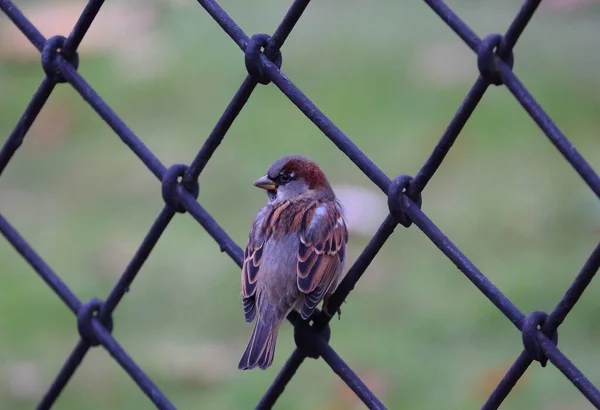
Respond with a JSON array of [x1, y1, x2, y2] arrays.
[[279, 172, 293, 184]]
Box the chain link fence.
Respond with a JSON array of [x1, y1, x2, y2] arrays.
[[1, 0, 600, 408]]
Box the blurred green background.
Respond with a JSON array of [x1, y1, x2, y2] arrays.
[[1, 0, 600, 409]]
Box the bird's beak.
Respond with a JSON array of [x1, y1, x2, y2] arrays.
[[253, 175, 277, 190]]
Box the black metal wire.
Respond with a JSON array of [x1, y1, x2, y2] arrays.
[[1, 0, 599, 408]]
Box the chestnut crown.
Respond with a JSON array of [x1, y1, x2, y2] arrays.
[[255, 155, 334, 203]]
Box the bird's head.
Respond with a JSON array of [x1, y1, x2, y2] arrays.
[[254, 155, 334, 203]]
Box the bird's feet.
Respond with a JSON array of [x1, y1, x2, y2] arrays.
[[323, 297, 343, 320]]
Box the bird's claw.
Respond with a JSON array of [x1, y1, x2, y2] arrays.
[[323, 298, 342, 320]]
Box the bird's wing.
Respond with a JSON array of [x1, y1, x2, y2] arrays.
[[241, 234, 263, 323], [241, 201, 292, 322], [296, 200, 348, 320]]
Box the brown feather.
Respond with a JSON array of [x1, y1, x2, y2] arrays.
[[295, 200, 348, 319]]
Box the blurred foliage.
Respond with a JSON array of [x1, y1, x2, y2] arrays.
[[1, 0, 600, 409]]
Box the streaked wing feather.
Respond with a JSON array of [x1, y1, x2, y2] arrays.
[[241, 241, 262, 298], [241, 205, 277, 323], [242, 295, 256, 322], [241, 240, 262, 323], [296, 201, 347, 319], [301, 285, 326, 319]]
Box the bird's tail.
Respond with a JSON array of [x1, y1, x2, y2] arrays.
[[238, 317, 280, 370]]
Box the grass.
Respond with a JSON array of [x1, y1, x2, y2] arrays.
[[1, 0, 600, 409]]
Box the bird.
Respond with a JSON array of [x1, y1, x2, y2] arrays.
[[238, 155, 348, 370]]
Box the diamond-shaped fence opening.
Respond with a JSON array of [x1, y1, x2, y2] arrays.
[[1, 0, 600, 409]]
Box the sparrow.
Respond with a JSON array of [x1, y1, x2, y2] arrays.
[[238, 155, 348, 370]]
